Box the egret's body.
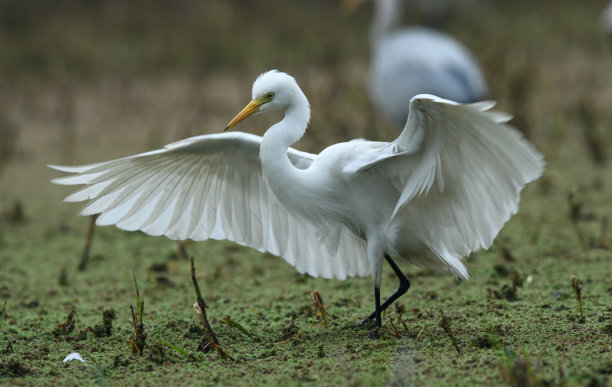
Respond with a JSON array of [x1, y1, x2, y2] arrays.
[[51, 71, 544, 327], [369, 0, 489, 126]]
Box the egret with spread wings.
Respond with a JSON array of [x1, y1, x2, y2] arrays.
[[51, 70, 544, 327]]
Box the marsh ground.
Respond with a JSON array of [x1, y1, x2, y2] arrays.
[[1, 0, 611, 385]]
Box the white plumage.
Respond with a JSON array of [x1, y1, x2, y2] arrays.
[[51, 70, 544, 326], [52, 132, 369, 280]]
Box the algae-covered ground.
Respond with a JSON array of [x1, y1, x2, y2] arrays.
[[1, 1, 612, 385]]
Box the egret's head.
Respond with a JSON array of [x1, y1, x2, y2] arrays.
[[224, 70, 308, 131]]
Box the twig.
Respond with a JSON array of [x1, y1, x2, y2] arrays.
[[439, 310, 461, 354], [571, 275, 585, 323], [52, 310, 77, 339], [190, 256, 233, 361], [274, 313, 300, 345], [415, 326, 425, 339], [310, 290, 329, 327], [161, 340, 190, 357], [273, 331, 302, 346], [78, 214, 99, 271], [223, 315, 252, 337], [394, 303, 409, 333], [387, 320, 401, 338], [130, 274, 146, 354]]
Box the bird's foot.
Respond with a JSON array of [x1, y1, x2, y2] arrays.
[[367, 327, 381, 340], [359, 316, 379, 329]]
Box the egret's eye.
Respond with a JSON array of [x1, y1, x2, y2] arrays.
[[266, 93, 274, 100]]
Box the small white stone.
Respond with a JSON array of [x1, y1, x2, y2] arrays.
[[63, 353, 85, 363]]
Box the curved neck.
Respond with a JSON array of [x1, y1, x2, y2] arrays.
[[260, 92, 311, 208], [259, 90, 310, 158], [371, 0, 402, 49], [262, 100, 310, 154]]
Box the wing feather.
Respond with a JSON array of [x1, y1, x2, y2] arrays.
[[50, 132, 370, 280], [352, 95, 544, 277]]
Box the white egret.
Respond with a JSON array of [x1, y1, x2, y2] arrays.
[[50, 70, 544, 327], [369, 0, 489, 127]]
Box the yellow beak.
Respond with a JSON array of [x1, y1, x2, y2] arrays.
[[224, 98, 265, 132]]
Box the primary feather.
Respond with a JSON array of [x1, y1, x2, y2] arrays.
[[51, 132, 370, 280]]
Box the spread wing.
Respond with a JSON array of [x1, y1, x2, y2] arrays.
[[347, 95, 544, 277], [50, 131, 370, 280]]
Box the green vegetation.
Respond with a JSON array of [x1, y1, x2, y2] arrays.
[[1, 0, 611, 385]]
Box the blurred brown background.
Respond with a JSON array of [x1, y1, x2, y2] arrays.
[[1, 0, 611, 217]]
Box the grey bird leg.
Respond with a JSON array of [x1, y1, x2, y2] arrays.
[[362, 254, 411, 327]]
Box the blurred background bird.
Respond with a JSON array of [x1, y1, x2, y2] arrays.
[[346, 0, 489, 128], [50, 71, 544, 327], [602, 1, 612, 45]]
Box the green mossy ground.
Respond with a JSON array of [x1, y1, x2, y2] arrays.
[[1, 1, 611, 385]]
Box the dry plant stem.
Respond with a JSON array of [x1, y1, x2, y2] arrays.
[[310, 290, 329, 327], [130, 274, 146, 354], [130, 305, 145, 354], [54, 310, 77, 338], [190, 256, 234, 361], [439, 310, 462, 354], [273, 331, 302, 346], [223, 315, 252, 337], [161, 340, 190, 357], [571, 275, 585, 323], [78, 214, 99, 271], [387, 321, 401, 338], [416, 326, 425, 339], [394, 304, 409, 333]]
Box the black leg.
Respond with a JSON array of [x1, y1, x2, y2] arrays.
[[375, 286, 381, 327], [362, 254, 411, 325]]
